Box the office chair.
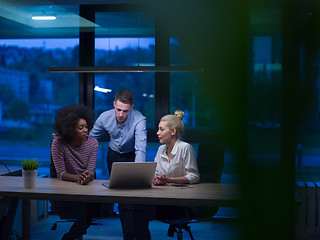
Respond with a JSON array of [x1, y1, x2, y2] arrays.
[[49, 155, 78, 231], [49, 148, 84, 238], [161, 142, 225, 240]]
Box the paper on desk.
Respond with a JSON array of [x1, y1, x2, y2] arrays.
[[167, 183, 193, 189]]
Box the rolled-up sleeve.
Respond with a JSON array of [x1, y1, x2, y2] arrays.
[[134, 117, 147, 162], [89, 114, 107, 140], [183, 144, 200, 184], [51, 139, 66, 180], [87, 138, 98, 175]]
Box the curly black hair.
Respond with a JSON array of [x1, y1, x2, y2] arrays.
[[54, 104, 94, 143]]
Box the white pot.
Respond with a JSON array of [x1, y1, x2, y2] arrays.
[[22, 169, 37, 189]]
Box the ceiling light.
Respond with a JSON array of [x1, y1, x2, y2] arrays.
[[94, 86, 112, 93], [32, 16, 56, 21]]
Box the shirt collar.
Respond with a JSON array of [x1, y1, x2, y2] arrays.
[[170, 139, 181, 155]]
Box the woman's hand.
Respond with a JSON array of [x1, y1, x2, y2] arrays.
[[52, 133, 58, 138], [153, 174, 168, 186], [78, 170, 92, 185], [153, 174, 191, 185]]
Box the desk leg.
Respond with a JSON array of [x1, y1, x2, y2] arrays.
[[0, 198, 19, 240], [22, 199, 30, 240]]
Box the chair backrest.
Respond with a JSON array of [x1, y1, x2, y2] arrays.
[[50, 141, 57, 178], [195, 142, 225, 218], [197, 142, 225, 183]]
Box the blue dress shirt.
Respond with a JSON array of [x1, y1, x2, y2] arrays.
[[89, 109, 147, 162]]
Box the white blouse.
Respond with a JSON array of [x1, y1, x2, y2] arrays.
[[154, 139, 200, 184]]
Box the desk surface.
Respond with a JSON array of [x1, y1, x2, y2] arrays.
[[0, 176, 240, 207]]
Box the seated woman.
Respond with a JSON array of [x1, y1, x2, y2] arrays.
[[153, 110, 199, 185], [124, 110, 200, 240], [51, 104, 98, 240], [153, 110, 200, 219]]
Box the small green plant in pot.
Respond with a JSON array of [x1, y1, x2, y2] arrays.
[[21, 159, 39, 189], [21, 159, 39, 170]]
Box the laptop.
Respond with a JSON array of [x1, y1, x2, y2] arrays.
[[102, 162, 157, 189]]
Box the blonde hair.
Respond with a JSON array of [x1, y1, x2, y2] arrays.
[[161, 110, 185, 139]]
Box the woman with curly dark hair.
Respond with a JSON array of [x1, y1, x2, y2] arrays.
[[52, 104, 97, 184], [54, 104, 95, 144], [51, 104, 98, 240]]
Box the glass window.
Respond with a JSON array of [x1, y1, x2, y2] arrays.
[[94, 12, 155, 179], [247, 36, 282, 167], [169, 38, 217, 130], [0, 41, 79, 176], [94, 11, 155, 126], [0, 4, 80, 176], [295, 30, 320, 181], [170, 72, 199, 129]]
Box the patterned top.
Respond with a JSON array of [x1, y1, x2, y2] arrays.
[[89, 108, 147, 162], [51, 136, 98, 179], [154, 139, 200, 184]]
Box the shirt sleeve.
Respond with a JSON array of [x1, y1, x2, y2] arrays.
[[134, 117, 147, 162], [87, 138, 98, 175], [51, 139, 66, 180], [89, 113, 107, 139], [183, 144, 200, 184]]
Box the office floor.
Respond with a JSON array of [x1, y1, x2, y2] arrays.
[[29, 214, 241, 240]]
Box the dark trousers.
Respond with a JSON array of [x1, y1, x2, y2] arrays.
[[118, 204, 155, 240], [107, 147, 135, 174]]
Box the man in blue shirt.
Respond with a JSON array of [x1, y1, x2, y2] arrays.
[[89, 89, 147, 172], [90, 89, 150, 240]]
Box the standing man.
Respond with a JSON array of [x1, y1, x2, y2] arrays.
[[89, 89, 147, 173], [89, 89, 150, 240]]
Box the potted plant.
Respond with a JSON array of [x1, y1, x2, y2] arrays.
[[21, 159, 39, 189]]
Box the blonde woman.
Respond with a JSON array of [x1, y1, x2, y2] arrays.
[[124, 111, 200, 239], [153, 110, 200, 186]]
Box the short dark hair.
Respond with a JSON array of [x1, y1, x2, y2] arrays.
[[115, 89, 134, 105], [54, 104, 94, 143]]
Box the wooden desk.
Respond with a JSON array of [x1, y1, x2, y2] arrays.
[[0, 176, 240, 239]]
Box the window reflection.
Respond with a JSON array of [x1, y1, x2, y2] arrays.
[[94, 12, 156, 179], [0, 38, 79, 176]]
